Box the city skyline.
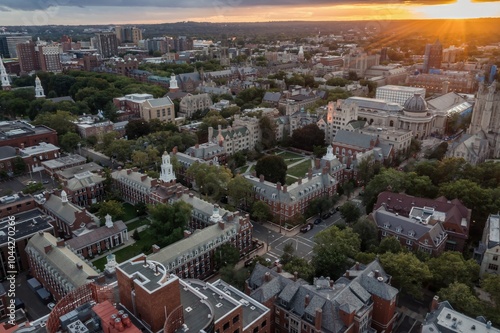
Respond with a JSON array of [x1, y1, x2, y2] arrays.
[[0, 0, 499, 26]]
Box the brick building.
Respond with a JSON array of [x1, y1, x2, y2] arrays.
[[0, 198, 54, 280], [116, 254, 270, 333], [246, 259, 398, 333], [61, 170, 106, 207], [25, 232, 99, 301], [178, 93, 213, 118], [0, 121, 58, 148], [373, 191, 470, 252], [244, 168, 337, 223]]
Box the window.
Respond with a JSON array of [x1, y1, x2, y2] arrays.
[[233, 315, 239, 324], [382, 231, 387, 236], [275, 318, 280, 325], [406, 239, 412, 245], [223, 322, 230, 330], [493, 255, 498, 261], [261, 321, 266, 328], [488, 264, 499, 271], [253, 327, 258, 333]]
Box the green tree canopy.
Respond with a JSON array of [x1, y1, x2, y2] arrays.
[[215, 243, 240, 268], [352, 218, 379, 252], [255, 155, 287, 184], [148, 201, 192, 247], [380, 252, 431, 299], [59, 132, 81, 153], [438, 282, 483, 317], [251, 201, 271, 223], [227, 175, 254, 209], [186, 163, 232, 199], [306, 197, 334, 217], [32, 110, 77, 136], [95, 200, 125, 221], [312, 226, 361, 278], [426, 251, 480, 289], [291, 124, 325, 152], [377, 236, 403, 254], [339, 202, 361, 224]]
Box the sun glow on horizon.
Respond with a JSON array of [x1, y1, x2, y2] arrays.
[[413, 0, 500, 19]]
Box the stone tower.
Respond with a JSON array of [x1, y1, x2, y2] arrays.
[[160, 151, 176, 183], [35, 76, 45, 98], [0, 55, 11, 91]]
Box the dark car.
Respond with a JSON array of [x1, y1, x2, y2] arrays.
[[300, 223, 314, 233], [314, 218, 322, 225], [321, 212, 332, 219]]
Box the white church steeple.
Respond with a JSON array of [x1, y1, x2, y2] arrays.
[[35, 76, 45, 98], [160, 151, 176, 183], [169, 74, 179, 92], [0, 56, 11, 91]]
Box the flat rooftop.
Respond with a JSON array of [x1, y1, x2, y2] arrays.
[[118, 258, 177, 293], [57, 162, 103, 179], [428, 306, 500, 333], [0, 209, 54, 245], [377, 85, 426, 92], [178, 282, 213, 333], [0, 121, 53, 141], [42, 154, 87, 170]]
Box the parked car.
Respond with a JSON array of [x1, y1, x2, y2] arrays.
[[300, 223, 314, 233], [321, 212, 332, 219], [314, 218, 322, 225]]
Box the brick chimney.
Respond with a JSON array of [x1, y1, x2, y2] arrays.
[[264, 272, 271, 282], [172, 146, 178, 155], [151, 244, 160, 253], [283, 185, 287, 193], [184, 230, 192, 238], [44, 245, 52, 254], [305, 294, 310, 307], [195, 143, 199, 149], [430, 295, 440, 311], [259, 174, 264, 182], [276, 264, 282, 273], [218, 220, 225, 230], [345, 270, 350, 277], [315, 309, 322, 331], [276, 182, 281, 191], [127, 169, 132, 175], [308, 168, 312, 180], [132, 167, 138, 172], [298, 178, 302, 185], [355, 262, 360, 270], [118, 166, 122, 171], [315, 158, 321, 169], [151, 179, 158, 187], [76, 263, 83, 270], [56, 239, 65, 247], [252, 171, 256, 177], [294, 271, 298, 281]]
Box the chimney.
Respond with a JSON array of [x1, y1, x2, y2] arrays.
[[264, 272, 271, 282], [430, 295, 440, 312], [176, 190, 183, 198], [329, 278, 334, 288], [76, 263, 83, 270], [218, 220, 225, 230], [259, 174, 264, 182], [172, 146, 178, 154], [184, 230, 192, 238], [355, 262, 360, 270], [56, 239, 65, 247], [308, 168, 312, 180], [294, 271, 298, 281], [151, 179, 158, 187], [63, 180, 68, 186], [44, 245, 52, 254], [276, 182, 281, 191], [315, 158, 321, 169], [151, 244, 160, 253], [20, 143, 24, 149], [117, 166, 122, 171], [189, 193, 194, 198], [345, 270, 350, 277], [283, 185, 287, 193], [141, 175, 147, 182], [127, 169, 132, 175], [195, 143, 199, 149], [132, 167, 138, 172], [276, 264, 282, 273], [298, 178, 302, 185], [315, 308, 323, 331], [251, 171, 256, 177], [374, 270, 381, 278]]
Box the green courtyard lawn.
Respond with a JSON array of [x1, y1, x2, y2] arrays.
[[274, 150, 304, 160], [126, 217, 150, 231], [92, 229, 155, 271], [287, 160, 312, 178], [286, 176, 297, 186], [122, 202, 139, 221]]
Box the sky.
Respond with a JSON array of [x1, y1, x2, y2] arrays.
[[0, 0, 499, 26]]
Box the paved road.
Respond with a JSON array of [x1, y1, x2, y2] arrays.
[[252, 212, 345, 263]]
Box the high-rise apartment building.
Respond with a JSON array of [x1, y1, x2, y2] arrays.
[[0, 36, 9, 58], [38, 44, 62, 72], [95, 32, 118, 58], [115, 26, 142, 45], [6, 35, 32, 58], [423, 40, 443, 73], [16, 40, 40, 73]]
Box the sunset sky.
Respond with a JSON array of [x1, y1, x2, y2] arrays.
[[0, 0, 499, 26]]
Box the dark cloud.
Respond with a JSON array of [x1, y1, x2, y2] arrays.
[[1, 0, 498, 11]]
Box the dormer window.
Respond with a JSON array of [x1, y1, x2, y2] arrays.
[[383, 223, 390, 229], [408, 230, 415, 237], [396, 226, 402, 233]]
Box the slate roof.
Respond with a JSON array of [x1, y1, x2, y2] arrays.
[[65, 171, 106, 191], [66, 220, 127, 250], [333, 129, 375, 149], [43, 194, 98, 226], [426, 91, 470, 111], [0, 146, 16, 160], [27, 232, 99, 289], [263, 92, 282, 103], [143, 96, 174, 108]]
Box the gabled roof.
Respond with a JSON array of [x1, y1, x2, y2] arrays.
[[333, 129, 375, 149], [263, 92, 282, 103], [66, 221, 127, 250]]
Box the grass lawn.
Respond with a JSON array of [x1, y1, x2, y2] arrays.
[[287, 160, 312, 178], [274, 150, 303, 160], [122, 203, 139, 222], [126, 217, 150, 231], [92, 229, 155, 271], [286, 176, 296, 186], [284, 157, 305, 166]]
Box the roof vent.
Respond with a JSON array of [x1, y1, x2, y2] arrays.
[[377, 277, 384, 282]]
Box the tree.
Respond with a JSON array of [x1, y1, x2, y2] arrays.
[[482, 274, 500, 306], [132, 229, 141, 240], [425, 142, 449, 160], [255, 155, 287, 184], [125, 120, 151, 140], [342, 181, 355, 199], [148, 201, 192, 247], [252, 201, 271, 223], [284, 257, 315, 282], [291, 124, 325, 152], [363, 168, 409, 213], [438, 282, 483, 317], [12, 156, 26, 176], [352, 218, 379, 252], [259, 116, 277, 150], [377, 236, 403, 254], [306, 197, 333, 217], [96, 200, 125, 221], [59, 132, 81, 153], [227, 151, 246, 172], [32, 110, 76, 136], [186, 163, 232, 199], [339, 202, 361, 224], [426, 251, 480, 289], [380, 252, 431, 299], [215, 243, 240, 268], [312, 226, 361, 278], [227, 175, 254, 209], [281, 241, 295, 266]]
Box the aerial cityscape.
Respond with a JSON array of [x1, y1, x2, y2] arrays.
[[0, 1, 499, 333]]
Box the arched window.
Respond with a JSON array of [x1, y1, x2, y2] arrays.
[[389, 120, 394, 127]]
